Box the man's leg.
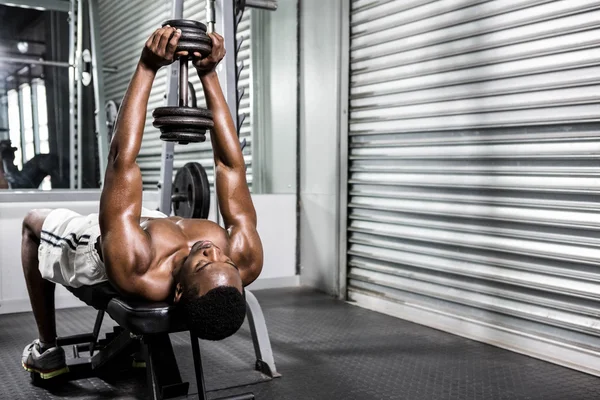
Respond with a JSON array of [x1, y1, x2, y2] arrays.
[[22, 209, 56, 344], [21, 209, 68, 378]]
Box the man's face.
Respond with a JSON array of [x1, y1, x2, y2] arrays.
[[175, 240, 243, 300]]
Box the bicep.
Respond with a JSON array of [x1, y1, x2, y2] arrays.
[[99, 157, 143, 234], [99, 157, 148, 293], [101, 222, 151, 295], [215, 163, 256, 230]]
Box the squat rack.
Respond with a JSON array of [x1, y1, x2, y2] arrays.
[[158, 0, 277, 216]]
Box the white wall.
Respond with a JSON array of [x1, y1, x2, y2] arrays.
[[0, 191, 296, 314], [298, 0, 345, 296]]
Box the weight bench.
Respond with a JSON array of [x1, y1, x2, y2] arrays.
[[31, 282, 280, 400]]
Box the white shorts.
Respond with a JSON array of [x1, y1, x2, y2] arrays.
[[38, 207, 167, 288]]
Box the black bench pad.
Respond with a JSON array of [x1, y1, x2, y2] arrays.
[[65, 282, 188, 335], [107, 298, 188, 335]]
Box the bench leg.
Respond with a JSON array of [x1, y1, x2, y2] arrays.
[[143, 334, 189, 400], [245, 290, 280, 378], [190, 333, 208, 400]]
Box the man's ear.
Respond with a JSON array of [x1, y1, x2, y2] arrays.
[[173, 282, 184, 303]]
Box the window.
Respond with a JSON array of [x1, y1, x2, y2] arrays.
[[7, 89, 22, 169], [34, 80, 51, 190], [36, 81, 49, 154], [20, 84, 35, 162], [6, 80, 52, 189]]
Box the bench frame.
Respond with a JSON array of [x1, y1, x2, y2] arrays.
[[35, 289, 279, 400]]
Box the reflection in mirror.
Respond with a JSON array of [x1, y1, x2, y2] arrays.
[[0, 2, 109, 191]]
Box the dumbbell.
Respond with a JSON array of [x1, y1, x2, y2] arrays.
[[153, 19, 214, 145]]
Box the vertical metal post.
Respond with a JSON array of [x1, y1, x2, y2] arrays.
[[215, 0, 238, 130], [87, 0, 109, 187], [75, 0, 83, 189], [158, 0, 184, 214], [68, 0, 77, 189], [214, 0, 238, 227], [30, 75, 40, 155], [0, 89, 8, 140], [337, 0, 350, 300]]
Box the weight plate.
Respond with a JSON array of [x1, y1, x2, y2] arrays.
[[153, 106, 213, 119], [171, 162, 210, 219], [162, 19, 212, 57], [176, 41, 212, 57], [153, 116, 214, 129], [163, 19, 207, 31], [160, 131, 208, 144]]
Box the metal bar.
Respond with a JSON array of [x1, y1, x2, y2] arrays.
[[0, 55, 118, 70], [0, 56, 69, 68], [158, 0, 184, 214], [88, 0, 109, 187], [68, 0, 77, 189], [0, 91, 8, 140], [179, 57, 188, 107], [30, 76, 40, 154], [17, 84, 26, 166], [206, 0, 216, 33], [0, 0, 70, 12], [144, 334, 189, 399], [88, 310, 105, 357], [214, 0, 238, 228], [244, 290, 280, 377], [190, 333, 208, 400], [337, 0, 350, 300], [90, 328, 134, 370], [75, 0, 83, 189], [244, 0, 277, 11], [57, 333, 96, 346]]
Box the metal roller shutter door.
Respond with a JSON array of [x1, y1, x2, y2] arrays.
[[347, 0, 600, 373], [99, 0, 252, 190]]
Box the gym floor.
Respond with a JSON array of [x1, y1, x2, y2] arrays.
[[1, 287, 599, 400]]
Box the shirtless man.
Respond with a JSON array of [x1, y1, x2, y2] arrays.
[[21, 26, 263, 379]]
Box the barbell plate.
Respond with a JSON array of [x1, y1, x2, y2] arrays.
[[153, 106, 212, 119], [153, 116, 214, 129], [172, 162, 210, 219], [163, 19, 207, 31], [160, 131, 208, 144]]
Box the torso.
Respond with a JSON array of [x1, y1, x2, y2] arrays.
[[99, 216, 230, 301]]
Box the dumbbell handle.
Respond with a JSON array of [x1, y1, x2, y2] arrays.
[[172, 193, 188, 203], [179, 57, 189, 107]]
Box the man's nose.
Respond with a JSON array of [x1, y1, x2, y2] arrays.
[[202, 245, 220, 259]]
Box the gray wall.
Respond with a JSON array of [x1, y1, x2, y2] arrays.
[[298, 0, 345, 295]]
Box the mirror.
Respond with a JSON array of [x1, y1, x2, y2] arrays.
[[0, 1, 107, 191], [0, 0, 299, 195]]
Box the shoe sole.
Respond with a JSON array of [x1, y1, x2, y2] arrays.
[[22, 361, 69, 379]]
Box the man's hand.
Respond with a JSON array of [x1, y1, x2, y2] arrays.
[[140, 26, 181, 72], [191, 32, 226, 77]]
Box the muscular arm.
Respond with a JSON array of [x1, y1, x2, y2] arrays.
[[99, 27, 180, 295], [200, 67, 263, 285]]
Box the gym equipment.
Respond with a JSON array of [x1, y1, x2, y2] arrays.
[[29, 282, 270, 400], [152, 19, 214, 144], [171, 162, 210, 219]]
